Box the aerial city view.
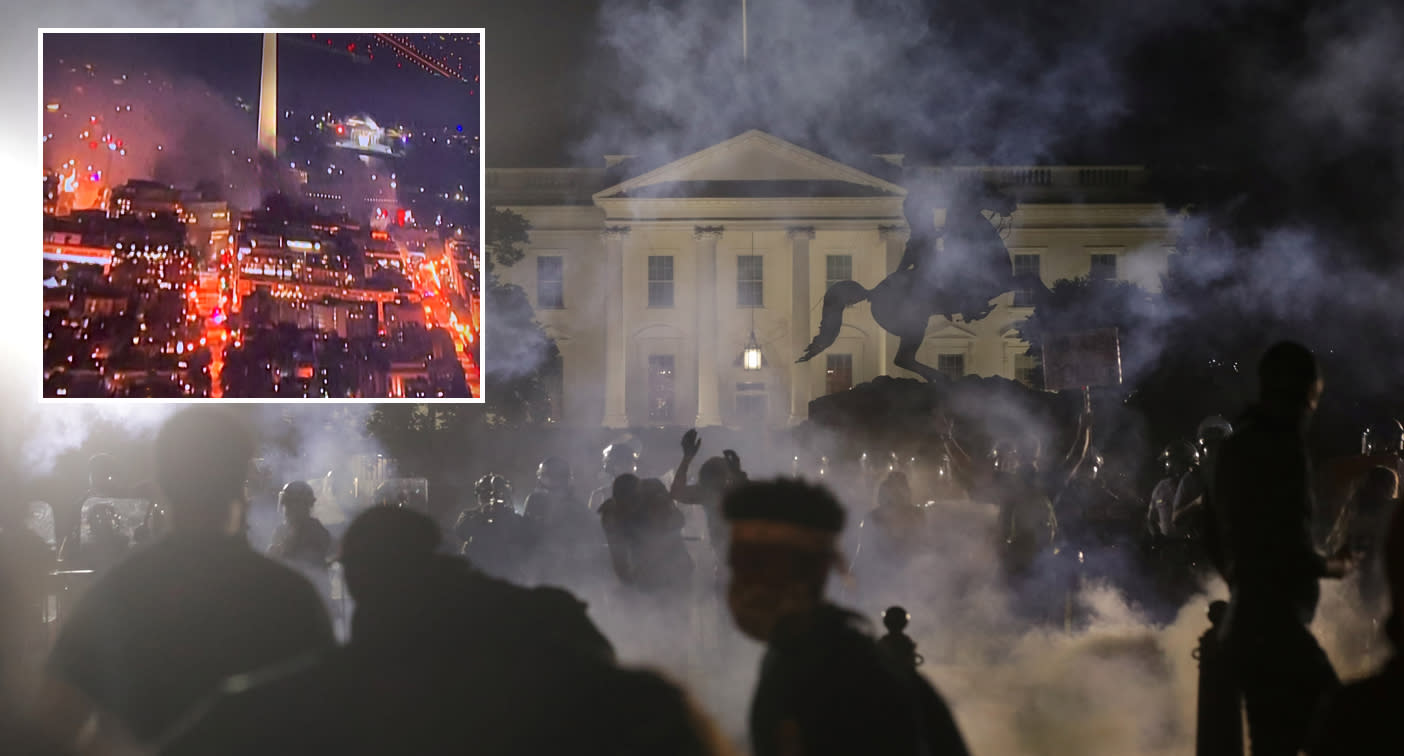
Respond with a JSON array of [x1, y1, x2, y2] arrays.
[[41, 32, 483, 399]]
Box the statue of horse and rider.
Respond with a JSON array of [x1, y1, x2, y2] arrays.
[[798, 181, 1050, 382]]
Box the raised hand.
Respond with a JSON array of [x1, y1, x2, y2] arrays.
[[681, 428, 701, 459]]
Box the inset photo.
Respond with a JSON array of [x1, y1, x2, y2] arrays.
[[41, 30, 483, 400]]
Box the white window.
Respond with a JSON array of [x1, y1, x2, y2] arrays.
[[737, 255, 763, 307], [825, 254, 852, 290], [536, 256, 564, 309], [647, 255, 674, 308]]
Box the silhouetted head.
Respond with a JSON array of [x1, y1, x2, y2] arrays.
[[723, 478, 845, 642], [338, 505, 441, 604], [612, 473, 640, 503], [882, 606, 910, 634], [278, 480, 316, 522], [1362, 419, 1404, 457], [602, 443, 639, 477], [1257, 341, 1322, 418], [698, 456, 731, 493], [153, 408, 255, 534]]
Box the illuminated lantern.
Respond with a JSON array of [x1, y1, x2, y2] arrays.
[[739, 331, 764, 371]]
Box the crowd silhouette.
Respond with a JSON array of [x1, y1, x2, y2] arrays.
[[1, 340, 1401, 755]]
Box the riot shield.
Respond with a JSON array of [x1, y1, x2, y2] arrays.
[[26, 500, 57, 548], [79, 497, 149, 548], [372, 478, 430, 512]]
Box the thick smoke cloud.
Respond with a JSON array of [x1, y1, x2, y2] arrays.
[[578, 0, 1212, 167], [42, 54, 265, 209]]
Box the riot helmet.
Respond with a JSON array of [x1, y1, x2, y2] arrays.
[[474, 474, 497, 501], [537, 457, 571, 490], [602, 443, 639, 477], [474, 473, 512, 508], [1361, 419, 1404, 457], [1196, 416, 1233, 454], [279, 481, 317, 517], [1159, 441, 1200, 478]]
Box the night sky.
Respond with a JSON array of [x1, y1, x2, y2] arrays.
[[45, 32, 480, 135]]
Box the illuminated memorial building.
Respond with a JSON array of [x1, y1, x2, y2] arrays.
[[491, 130, 1177, 429]]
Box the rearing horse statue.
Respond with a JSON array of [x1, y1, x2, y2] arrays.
[[798, 183, 1051, 382]]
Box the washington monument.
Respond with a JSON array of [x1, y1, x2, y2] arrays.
[[257, 33, 277, 157]]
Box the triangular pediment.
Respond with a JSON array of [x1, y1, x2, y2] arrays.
[[925, 321, 979, 340], [593, 130, 905, 200]]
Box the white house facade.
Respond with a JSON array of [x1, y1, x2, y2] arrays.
[[490, 130, 1180, 430]]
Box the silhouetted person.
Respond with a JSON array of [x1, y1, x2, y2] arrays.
[[267, 481, 332, 569], [601, 477, 693, 595], [671, 429, 741, 566], [588, 442, 639, 513], [1212, 341, 1351, 756], [267, 481, 333, 604], [723, 478, 970, 756], [34, 407, 335, 752], [854, 471, 928, 575], [1304, 493, 1404, 756], [163, 507, 729, 756], [876, 607, 924, 670], [600, 473, 643, 584]]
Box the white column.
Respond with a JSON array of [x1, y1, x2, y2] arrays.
[[787, 226, 815, 425], [694, 226, 724, 428], [878, 225, 909, 376], [601, 226, 630, 428]]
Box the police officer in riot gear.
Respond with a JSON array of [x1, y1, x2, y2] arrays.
[[1149, 441, 1200, 539], [588, 443, 639, 513], [455, 473, 526, 580], [1317, 419, 1404, 549], [72, 454, 145, 573], [1169, 415, 1234, 578], [267, 481, 334, 605], [268, 481, 332, 569], [525, 457, 580, 527], [524, 457, 605, 585]]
